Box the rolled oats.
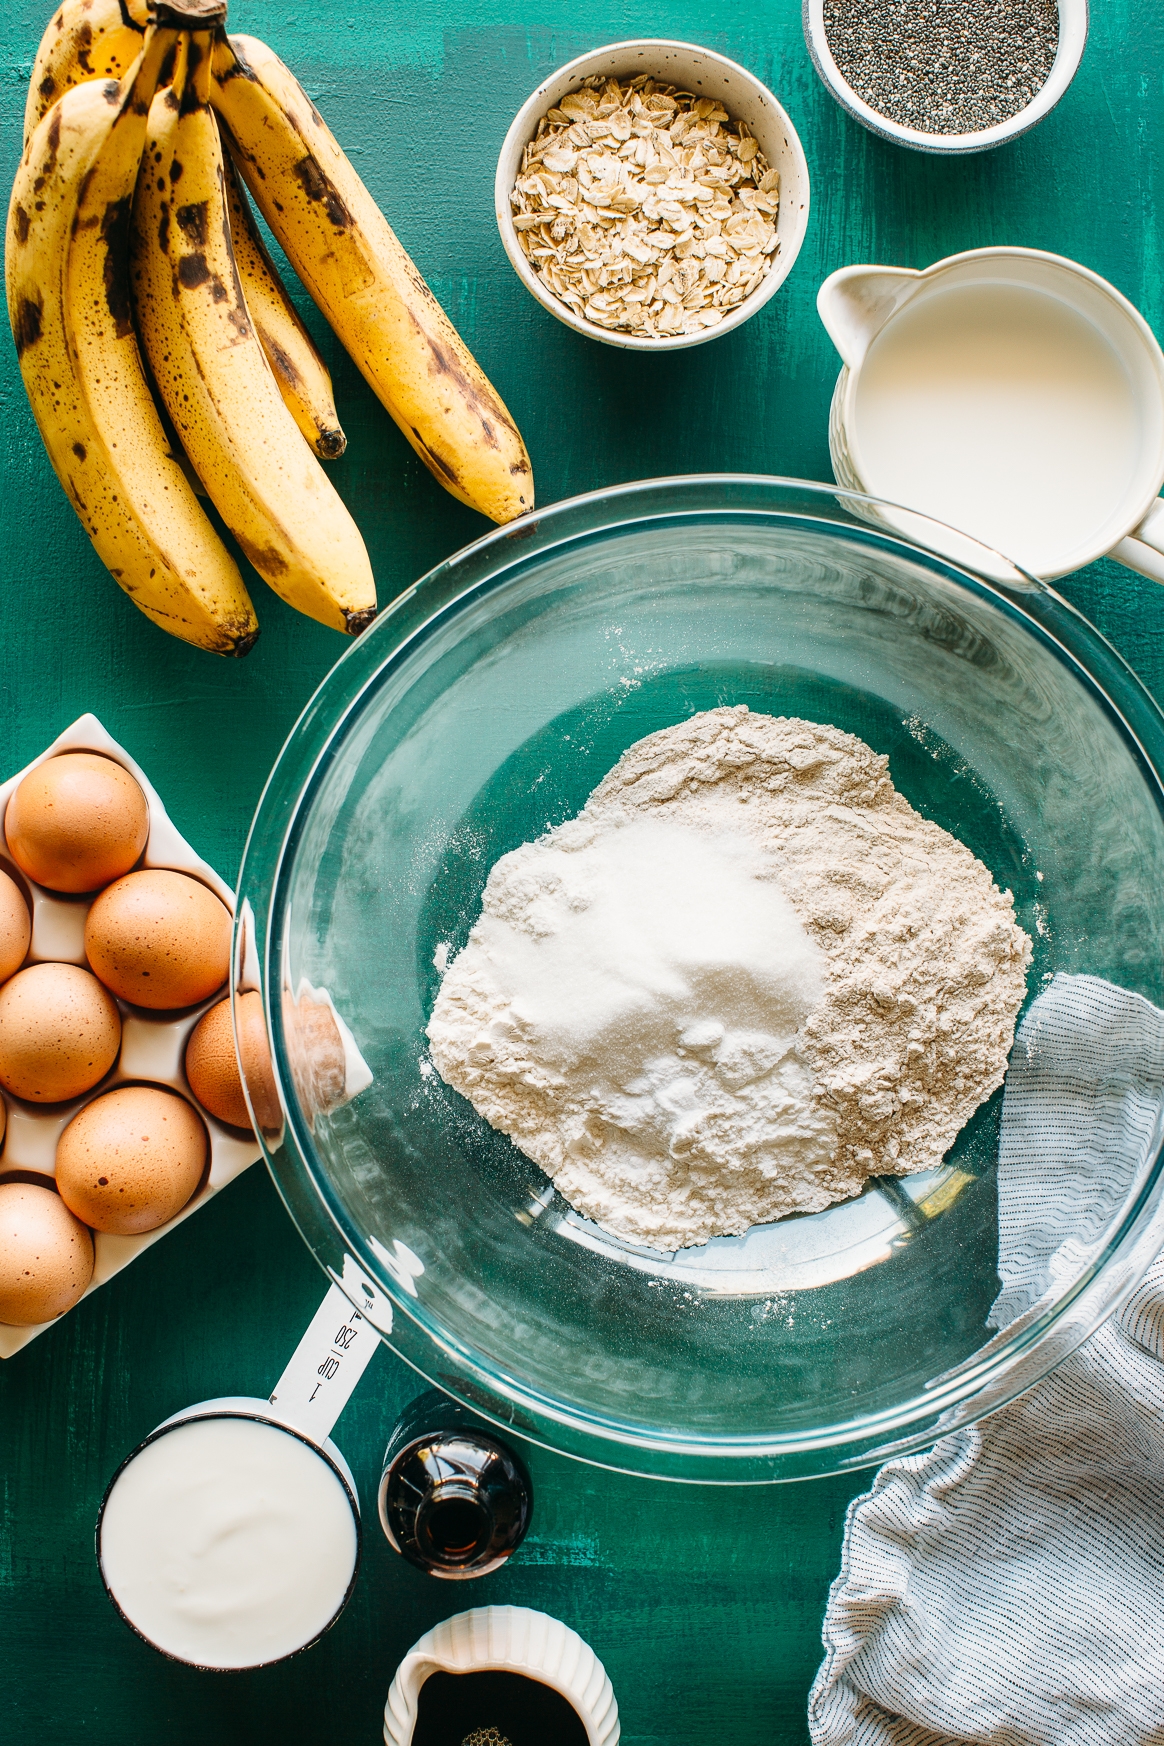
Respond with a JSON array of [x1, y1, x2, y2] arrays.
[[510, 74, 780, 339]]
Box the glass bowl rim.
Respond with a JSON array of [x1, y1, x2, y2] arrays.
[[237, 474, 1164, 1479]]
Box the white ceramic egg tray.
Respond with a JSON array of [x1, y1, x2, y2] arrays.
[[0, 714, 260, 1359]]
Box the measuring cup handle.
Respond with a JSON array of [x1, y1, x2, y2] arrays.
[[268, 1281, 383, 1443], [1112, 498, 1164, 584]]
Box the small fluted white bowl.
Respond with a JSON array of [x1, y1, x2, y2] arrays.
[[495, 39, 810, 351], [384, 1606, 619, 1746], [803, 0, 1088, 154]]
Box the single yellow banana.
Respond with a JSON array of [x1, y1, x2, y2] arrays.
[[211, 32, 534, 525], [222, 150, 346, 460], [131, 35, 376, 635], [6, 26, 260, 655], [25, 0, 150, 141]]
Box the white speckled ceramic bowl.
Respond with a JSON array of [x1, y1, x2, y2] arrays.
[[495, 40, 810, 350], [803, 0, 1089, 154]]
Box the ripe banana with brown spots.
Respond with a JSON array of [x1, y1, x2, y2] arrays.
[[211, 31, 534, 525], [6, 23, 260, 654], [24, 0, 345, 460], [131, 34, 376, 635], [24, 0, 149, 141], [221, 152, 346, 461]]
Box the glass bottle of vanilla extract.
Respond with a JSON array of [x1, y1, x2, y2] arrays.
[[378, 1391, 533, 1579]]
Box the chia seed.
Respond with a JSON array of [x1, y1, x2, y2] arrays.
[[822, 0, 1060, 136]]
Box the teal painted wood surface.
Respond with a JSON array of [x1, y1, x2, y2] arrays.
[[1, 2, 1163, 1740]]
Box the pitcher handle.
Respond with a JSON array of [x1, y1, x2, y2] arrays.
[[1112, 498, 1164, 584]]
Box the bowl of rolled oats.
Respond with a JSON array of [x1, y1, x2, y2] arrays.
[[496, 40, 810, 349]]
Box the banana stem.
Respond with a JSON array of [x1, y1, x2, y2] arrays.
[[168, 32, 191, 106], [184, 30, 215, 111], [128, 24, 181, 115], [152, 0, 227, 22]]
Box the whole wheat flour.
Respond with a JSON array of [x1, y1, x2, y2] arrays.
[[426, 709, 1033, 1250]]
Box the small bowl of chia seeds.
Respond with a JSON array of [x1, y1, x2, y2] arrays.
[[803, 0, 1087, 154]]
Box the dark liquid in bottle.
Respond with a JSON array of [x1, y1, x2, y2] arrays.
[[379, 1391, 532, 1578], [413, 1670, 589, 1746]]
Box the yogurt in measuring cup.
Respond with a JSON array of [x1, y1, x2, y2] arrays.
[[97, 1399, 360, 1670]]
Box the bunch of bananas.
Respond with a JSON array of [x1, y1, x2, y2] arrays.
[[6, 0, 534, 654]]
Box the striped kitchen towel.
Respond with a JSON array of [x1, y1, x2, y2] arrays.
[[809, 975, 1164, 1746]]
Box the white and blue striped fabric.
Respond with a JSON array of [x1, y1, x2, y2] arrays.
[[810, 976, 1164, 1746]]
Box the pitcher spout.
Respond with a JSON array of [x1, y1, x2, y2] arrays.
[[817, 263, 923, 369]]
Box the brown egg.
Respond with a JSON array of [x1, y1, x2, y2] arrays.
[[0, 867, 30, 983], [5, 753, 149, 893], [285, 993, 345, 1131], [237, 992, 281, 1134], [85, 869, 231, 1011], [185, 998, 251, 1129], [55, 1085, 207, 1235], [0, 963, 121, 1102], [0, 1181, 94, 1325]]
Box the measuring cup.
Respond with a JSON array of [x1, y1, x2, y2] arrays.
[[97, 1281, 382, 1670], [818, 247, 1164, 583]]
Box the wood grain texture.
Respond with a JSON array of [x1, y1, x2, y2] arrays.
[[1, 1, 1163, 1741]]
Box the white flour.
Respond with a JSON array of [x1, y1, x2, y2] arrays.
[[427, 709, 1032, 1250]]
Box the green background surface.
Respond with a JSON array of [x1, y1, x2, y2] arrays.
[[2, 1, 1163, 1741]]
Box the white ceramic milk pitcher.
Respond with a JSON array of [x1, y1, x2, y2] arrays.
[[818, 247, 1164, 583]]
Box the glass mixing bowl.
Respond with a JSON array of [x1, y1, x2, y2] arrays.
[[237, 477, 1164, 1482]]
